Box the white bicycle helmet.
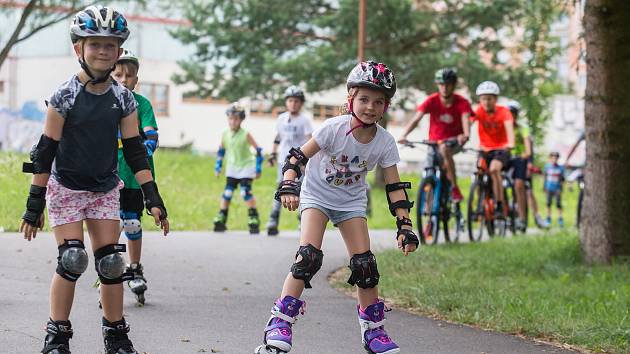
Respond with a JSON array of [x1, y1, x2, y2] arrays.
[[475, 81, 500, 96]]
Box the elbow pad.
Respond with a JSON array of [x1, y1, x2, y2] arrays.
[[122, 136, 150, 173], [143, 129, 158, 156], [22, 134, 59, 174]]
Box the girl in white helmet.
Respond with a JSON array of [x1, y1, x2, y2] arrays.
[[19, 6, 169, 354]]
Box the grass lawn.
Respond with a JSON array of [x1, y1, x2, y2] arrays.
[[333, 233, 630, 353]]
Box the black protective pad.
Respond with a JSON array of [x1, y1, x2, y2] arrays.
[[121, 136, 150, 173], [22, 134, 59, 174], [347, 250, 380, 289], [290, 244, 323, 289], [385, 182, 414, 216]]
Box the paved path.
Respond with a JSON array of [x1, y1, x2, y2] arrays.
[[0, 230, 575, 354]]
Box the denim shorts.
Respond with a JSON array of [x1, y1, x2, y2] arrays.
[[299, 202, 366, 226]]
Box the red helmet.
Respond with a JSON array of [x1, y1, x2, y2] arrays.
[[346, 61, 396, 99]]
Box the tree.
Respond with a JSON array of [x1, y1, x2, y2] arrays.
[[581, 0, 630, 263], [171, 0, 564, 135], [0, 0, 143, 70]]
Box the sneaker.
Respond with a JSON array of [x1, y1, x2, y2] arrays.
[[545, 216, 551, 226], [358, 301, 400, 354], [451, 186, 464, 202], [535, 215, 549, 229], [558, 217, 564, 228], [515, 218, 526, 233]]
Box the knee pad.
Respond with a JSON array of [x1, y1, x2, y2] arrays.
[[290, 244, 324, 289], [94, 244, 127, 284], [56, 239, 89, 282], [240, 183, 253, 201], [120, 211, 142, 240], [347, 250, 380, 289], [222, 186, 235, 201]]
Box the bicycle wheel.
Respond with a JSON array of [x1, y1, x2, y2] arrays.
[[417, 179, 440, 245], [444, 201, 462, 243], [467, 181, 486, 242]]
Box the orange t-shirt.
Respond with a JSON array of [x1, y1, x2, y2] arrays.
[[471, 105, 513, 151]]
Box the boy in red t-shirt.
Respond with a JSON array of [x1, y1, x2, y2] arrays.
[[399, 68, 472, 202], [470, 81, 515, 218]]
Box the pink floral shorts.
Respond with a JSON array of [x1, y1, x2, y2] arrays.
[[46, 177, 124, 228]]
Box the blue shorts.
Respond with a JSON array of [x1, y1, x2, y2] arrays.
[[299, 202, 366, 226]]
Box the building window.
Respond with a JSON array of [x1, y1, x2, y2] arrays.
[[139, 83, 169, 116], [313, 104, 339, 120], [182, 94, 229, 104]]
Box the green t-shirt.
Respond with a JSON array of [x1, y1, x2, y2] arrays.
[[118, 92, 158, 189], [513, 125, 530, 157], [222, 128, 255, 177]]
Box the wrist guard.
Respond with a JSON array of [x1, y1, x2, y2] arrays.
[[140, 181, 167, 220], [396, 217, 419, 248], [282, 147, 309, 179], [274, 180, 301, 202], [23, 184, 46, 227]]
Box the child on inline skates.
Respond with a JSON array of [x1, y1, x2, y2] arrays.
[[254, 61, 419, 354], [213, 103, 264, 234], [266, 85, 313, 236], [111, 49, 159, 305], [19, 6, 169, 354]]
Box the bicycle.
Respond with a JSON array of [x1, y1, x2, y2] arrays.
[[403, 140, 464, 245], [566, 165, 585, 228], [466, 150, 517, 241]]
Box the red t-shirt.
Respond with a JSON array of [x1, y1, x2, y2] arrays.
[[417, 93, 473, 141], [472, 104, 513, 151]]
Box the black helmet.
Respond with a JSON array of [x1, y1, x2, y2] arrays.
[[434, 68, 458, 84], [226, 103, 246, 119], [284, 85, 305, 101], [346, 61, 396, 99], [70, 6, 129, 44]]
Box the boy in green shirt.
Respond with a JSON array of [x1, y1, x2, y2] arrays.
[[112, 49, 159, 305], [213, 103, 264, 234]]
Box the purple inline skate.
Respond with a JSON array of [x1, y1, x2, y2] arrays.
[[358, 301, 400, 354], [254, 296, 304, 353]]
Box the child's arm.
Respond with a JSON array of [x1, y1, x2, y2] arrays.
[[215, 143, 225, 177], [142, 126, 158, 157], [269, 133, 280, 166], [276, 138, 321, 211], [383, 165, 419, 256], [120, 111, 169, 235], [505, 119, 515, 149], [20, 106, 65, 241], [246, 133, 263, 178]]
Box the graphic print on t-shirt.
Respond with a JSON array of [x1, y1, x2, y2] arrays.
[[324, 154, 368, 187]]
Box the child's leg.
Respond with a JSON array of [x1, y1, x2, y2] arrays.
[[338, 217, 400, 354], [280, 208, 328, 299], [50, 221, 85, 321], [120, 188, 144, 264], [214, 178, 237, 231], [338, 217, 377, 309], [86, 219, 125, 322]]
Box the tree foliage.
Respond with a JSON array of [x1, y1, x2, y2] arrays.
[[0, 0, 144, 70], [171, 0, 565, 133]]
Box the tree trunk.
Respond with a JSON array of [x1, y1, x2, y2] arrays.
[[0, 0, 37, 70], [582, 0, 630, 263]]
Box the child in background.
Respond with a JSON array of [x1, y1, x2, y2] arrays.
[[544, 151, 565, 227], [111, 49, 159, 305], [266, 85, 314, 236], [213, 103, 264, 234]]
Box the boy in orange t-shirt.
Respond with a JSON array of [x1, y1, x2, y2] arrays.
[[470, 81, 515, 218]]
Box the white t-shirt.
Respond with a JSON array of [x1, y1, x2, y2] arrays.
[[276, 111, 314, 160], [300, 115, 400, 211]]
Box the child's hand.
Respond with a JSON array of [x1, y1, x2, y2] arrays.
[[150, 207, 170, 236], [396, 228, 419, 256], [19, 213, 45, 241], [255, 172, 261, 179], [281, 194, 300, 211]]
